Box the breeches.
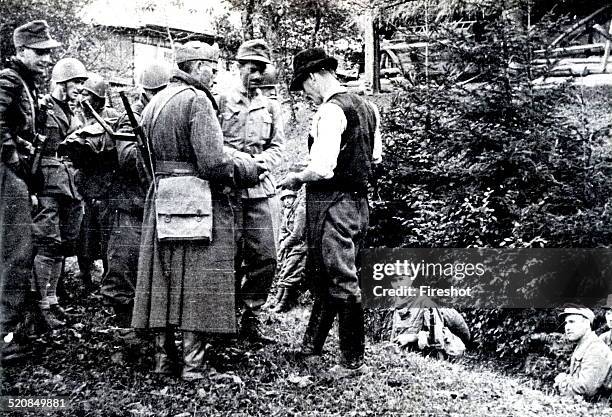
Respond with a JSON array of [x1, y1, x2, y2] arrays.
[[32, 196, 83, 258], [100, 209, 142, 306], [307, 191, 369, 304]]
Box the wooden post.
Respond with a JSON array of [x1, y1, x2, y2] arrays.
[[364, 8, 379, 94]]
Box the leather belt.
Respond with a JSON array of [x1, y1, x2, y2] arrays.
[[155, 160, 196, 175]]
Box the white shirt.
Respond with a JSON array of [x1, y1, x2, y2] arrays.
[[306, 86, 383, 179]]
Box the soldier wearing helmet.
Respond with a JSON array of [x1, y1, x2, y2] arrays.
[[32, 57, 88, 329], [79, 72, 118, 119], [218, 39, 285, 343], [70, 72, 119, 293], [271, 187, 307, 313], [98, 60, 170, 332], [137, 61, 172, 103]]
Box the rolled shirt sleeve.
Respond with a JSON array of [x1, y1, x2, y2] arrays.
[[369, 101, 383, 164]]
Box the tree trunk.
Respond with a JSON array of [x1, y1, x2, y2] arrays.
[[364, 10, 379, 94], [311, 7, 322, 47], [243, 0, 257, 40]]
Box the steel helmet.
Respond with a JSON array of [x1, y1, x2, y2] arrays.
[[51, 58, 88, 83], [280, 189, 297, 200], [138, 61, 172, 90], [82, 72, 108, 99]]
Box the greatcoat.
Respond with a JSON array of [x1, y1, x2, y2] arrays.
[[132, 70, 258, 334]]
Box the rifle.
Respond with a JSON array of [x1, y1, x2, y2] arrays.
[[80, 100, 137, 142], [118, 91, 154, 184]]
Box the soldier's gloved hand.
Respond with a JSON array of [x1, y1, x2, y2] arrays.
[[31, 195, 38, 212]]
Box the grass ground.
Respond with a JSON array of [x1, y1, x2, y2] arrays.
[[1, 260, 610, 417]]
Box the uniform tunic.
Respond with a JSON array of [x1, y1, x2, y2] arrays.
[[0, 58, 39, 337], [218, 87, 284, 309], [33, 95, 83, 258]]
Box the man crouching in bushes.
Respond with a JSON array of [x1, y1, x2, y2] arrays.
[[554, 307, 612, 398]]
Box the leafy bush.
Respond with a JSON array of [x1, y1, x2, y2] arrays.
[[368, 10, 612, 362]]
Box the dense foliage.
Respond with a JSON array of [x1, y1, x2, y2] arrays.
[[367, 9, 612, 362]]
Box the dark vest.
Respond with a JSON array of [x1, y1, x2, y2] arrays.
[[307, 92, 376, 193]]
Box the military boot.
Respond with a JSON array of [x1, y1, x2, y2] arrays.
[[272, 287, 297, 313], [239, 309, 275, 344], [40, 308, 65, 329], [298, 299, 336, 358], [337, 302, 365, 369], [181, 331, 207, 381], [153, 331, 178, 376]]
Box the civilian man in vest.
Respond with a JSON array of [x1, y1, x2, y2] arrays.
[[280, 48, 382, 377], [600, 295, 612, 349], [554, 307, 612, 397], [131, 43, 260, 380], [33, 58, 87, 329], [0, 20, 59, 363], [100, 61, 171, 329], [73, 72, 119, 293], [218, 39, 285, 342]]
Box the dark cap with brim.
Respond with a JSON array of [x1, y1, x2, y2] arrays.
[[13, 20, 60, 49], [290, 48, 338, 91]]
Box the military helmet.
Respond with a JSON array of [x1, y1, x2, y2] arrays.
[[280, 189, 297, 200], [51, 58, 88, 83], [82, 72, 107, 99], [138, 62, 172, 90]]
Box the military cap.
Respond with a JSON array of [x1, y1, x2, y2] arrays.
[[13, 20, 60, 49], [559, 307, 595, 323], [176, 41, 219, 64], [236, 39, 272, 65]]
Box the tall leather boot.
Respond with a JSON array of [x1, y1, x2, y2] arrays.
[[300, 298, 337, 356], [328, 303, 369, 377], [113, 303, 133, 329], [337, 302, 365, 369], [272, 287, 297, 313], [153, 330, 177, 375], [181, 331, 206, 381]]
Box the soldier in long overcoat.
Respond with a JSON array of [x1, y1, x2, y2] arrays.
[[131, 43, 259, 380], [0, 20, 59, 363]]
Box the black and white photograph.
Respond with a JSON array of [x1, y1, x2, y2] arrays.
[[1, 0, 612, 415]]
